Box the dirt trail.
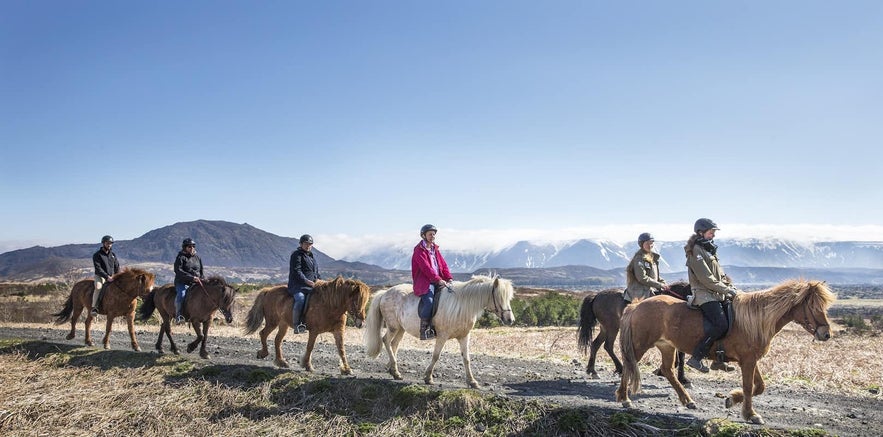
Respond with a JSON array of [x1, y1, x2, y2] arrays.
[[2, 323, 881, 436]]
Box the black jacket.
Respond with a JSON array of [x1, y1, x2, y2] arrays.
[[288, 248, 320, 291], [92, 248, 120, 280], [174, 250, 204, 285]]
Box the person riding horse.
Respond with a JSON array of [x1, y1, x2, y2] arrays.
[[684, 218, 739, 372], [91, 235, 120, 316], [289, 234, 321, 334], [624, 232, 670, 303], [174, 238, 204, 324], [411, 224, 453, 340]]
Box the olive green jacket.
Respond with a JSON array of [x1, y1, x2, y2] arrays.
[[624, 250, 666, 302], [685, 242, 734, 306]]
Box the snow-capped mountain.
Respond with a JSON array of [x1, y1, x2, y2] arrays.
[[343, 238, 883, 273]]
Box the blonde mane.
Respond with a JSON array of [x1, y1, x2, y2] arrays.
[[313, 277, 371, 313], [732, 280, 836, 345], [436, 274, 515, 326]]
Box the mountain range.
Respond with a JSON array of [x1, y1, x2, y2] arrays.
[[2, 220, 882, 286]]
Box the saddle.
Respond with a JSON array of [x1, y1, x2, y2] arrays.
[[663, 287, 734, 362]]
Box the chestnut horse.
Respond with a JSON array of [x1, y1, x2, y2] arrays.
[[52, 268, 156, 350], [243, 277, 370, 374], [616, 279, 835, 424], [138, 277, 236, 359], [578, 284, 690, 385], [364, 275, 515, 388]]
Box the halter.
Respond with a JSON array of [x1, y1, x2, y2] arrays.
[[488, 281, 512, 319], [800, 296, 827, 338], [197, 281, 233, 319]]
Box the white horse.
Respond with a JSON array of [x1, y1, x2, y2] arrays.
[[364, 274, 515, 388]]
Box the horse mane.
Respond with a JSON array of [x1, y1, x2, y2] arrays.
[[733, 279, 836, 345], [204, 276, 235, 307], [111, 267, 153, 281], [314, 277, 371, 311], [438, 274, 515, 325]]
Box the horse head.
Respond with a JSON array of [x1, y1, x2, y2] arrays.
[[489, 276, 515, 325], [795, 281, 836, 341], [205, 276, 236, 324], [346, 278, 371, 328]]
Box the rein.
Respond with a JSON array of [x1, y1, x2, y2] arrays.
[[801, 297, 826, 338], [489, 282, 512, 318]]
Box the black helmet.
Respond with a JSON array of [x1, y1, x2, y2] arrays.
[[694, 218, 720, 233], [101, 235, 114, 244], [182, 238, 196, 248], [299, 234, 313, 244], [638, 232, 654, 246], [420, 224, 438, 237]]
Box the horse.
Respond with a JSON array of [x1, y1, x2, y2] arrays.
[[578, 284, 691, 386], [138, 277, 236, 359], [52, 268, 156, 351], [615, 279, 835, 425], [243, 277, 371, 374], [364, 275, 515, 388]]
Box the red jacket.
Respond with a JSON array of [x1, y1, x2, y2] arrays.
[[411, 241, 453, 296]]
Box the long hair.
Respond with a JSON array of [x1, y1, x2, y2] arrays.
[[436, 275, 515, 326], [732, 280, 836, 345]]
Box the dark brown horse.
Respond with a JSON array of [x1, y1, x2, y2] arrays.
[[52, 268, 156, 350], [138, 277, 236, 358], [578, 284, 690, 385], [243, 277, 371, 374], [616, 280, 835, 424]]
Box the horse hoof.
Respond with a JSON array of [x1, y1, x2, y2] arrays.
[[256, 351, 269, 359], [66, 333, 75, 340], [749, 415, 764, 425], [172, 350, 180, 356], [588, 372, 600, 380], [341, 368, 352, 376], [133, 345, 141, 352], [388, 370, 402, 380], [687, 402, 697, 410], [682, 381, 693, 389], [199, 351, 210, 359], [725, 397, 734, 409], [275, 360, 289, 368], [424, 377, 434, 385], [468, 381, 479, 389], [187, 345, 197, 353], [86, 340, 94, 346], [621, 401, 632, 408], [103, 344, 110, 350]]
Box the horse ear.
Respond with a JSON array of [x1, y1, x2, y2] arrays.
[[493, 276, 500, 290]]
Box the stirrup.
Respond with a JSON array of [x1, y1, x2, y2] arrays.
[[294, 323, 307, 334], [711, 361, 736, 372], [686, 357, 709, 373], [90, 308, 99, 316], [175, 315, 185, 325]]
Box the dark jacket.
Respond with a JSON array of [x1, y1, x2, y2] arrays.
[[174, 250, 204, 285], [288, 248, 320, 292], [92, 248, 120, 280]]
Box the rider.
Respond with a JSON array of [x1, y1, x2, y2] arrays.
[[684, 218, 740, 373], [411, 224, 453, 340], [623, 232, 669, 303], [91, 235, 121, 316], [289, 234, 321, 334], [174, 238, 204, 324]]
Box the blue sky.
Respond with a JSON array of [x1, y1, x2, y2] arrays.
[[2, 1, 883, 256]]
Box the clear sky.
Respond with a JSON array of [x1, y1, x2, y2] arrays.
[[2, 1, 883, 257]]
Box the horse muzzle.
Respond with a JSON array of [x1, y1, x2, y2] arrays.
[[814, 326, 831, 341], [354, 318, 364, 329], [222, 310, 233, 324]]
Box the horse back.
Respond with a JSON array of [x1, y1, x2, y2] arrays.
[[631, 295, 705, 350]]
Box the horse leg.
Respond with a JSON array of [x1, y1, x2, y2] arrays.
[[727, 361, 765, 424], [102, 317, 113, 350], [198, 321, 210, 359], [300, 331, 317, 372], [333, 328, 351, 375], [155, 321, 165, 354], [458, 334, 479, 388], [658, 346, 696, 409], [423, 335, 447, 386], [272, 325, 289, 368], [83, 304, 95, 346], [256, 322, 275, 360], [66, 300, 82, 341], [126, 313, 140, 351], [164, 317, 180, 355], [603, 326, 623, 375], [382, 327, 403, 380], [676, 351, 692, 388], [187, 321, 202, 353], [586, 329, 605, 379]]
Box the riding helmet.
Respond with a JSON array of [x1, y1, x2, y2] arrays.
[[420, 224, 438, 237], [638, 232, 654, 246], [299, 234, 313, 244], [101, 235, 114, 244], [182, 238, 196, 248], [693, 218, 720, 233]]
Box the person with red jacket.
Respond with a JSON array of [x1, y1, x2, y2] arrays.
[[411, 224, 453, 340]]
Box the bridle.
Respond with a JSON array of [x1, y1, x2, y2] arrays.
[[488, 283, 513, 320], [800, 298, 827, 338], [197, 281, 233, 319]]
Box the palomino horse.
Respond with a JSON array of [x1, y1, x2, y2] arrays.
[[52, 268, 156, 351], [365, 275, 515, 388], [138, 277, 236, 359], [243, 277, 370, 374], [616, 280, 835, 424], [578, 283, 690, 385]]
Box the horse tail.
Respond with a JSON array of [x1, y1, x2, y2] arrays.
[[619, 303, 642, 395], [52, 294, 74, 324], [577, 293, 598, 354], [243, 289, 268, 335], [364, 288, 387, 359], [138, 290, 157, 321]]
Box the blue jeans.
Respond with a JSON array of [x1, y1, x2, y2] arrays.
[[418, 287, 435, 320], [291, 287, 311, 326], [174, 283, 190, 317]]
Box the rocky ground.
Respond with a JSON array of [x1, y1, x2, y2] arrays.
[[2, 323, 881, 436]]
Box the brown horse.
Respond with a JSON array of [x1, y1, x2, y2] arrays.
[[616, 279, 835, 424], [243, 277, 371, 374], [578, 284, 690, 385], [138, 277, 236, 359], [52, 268, 156, 350]]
